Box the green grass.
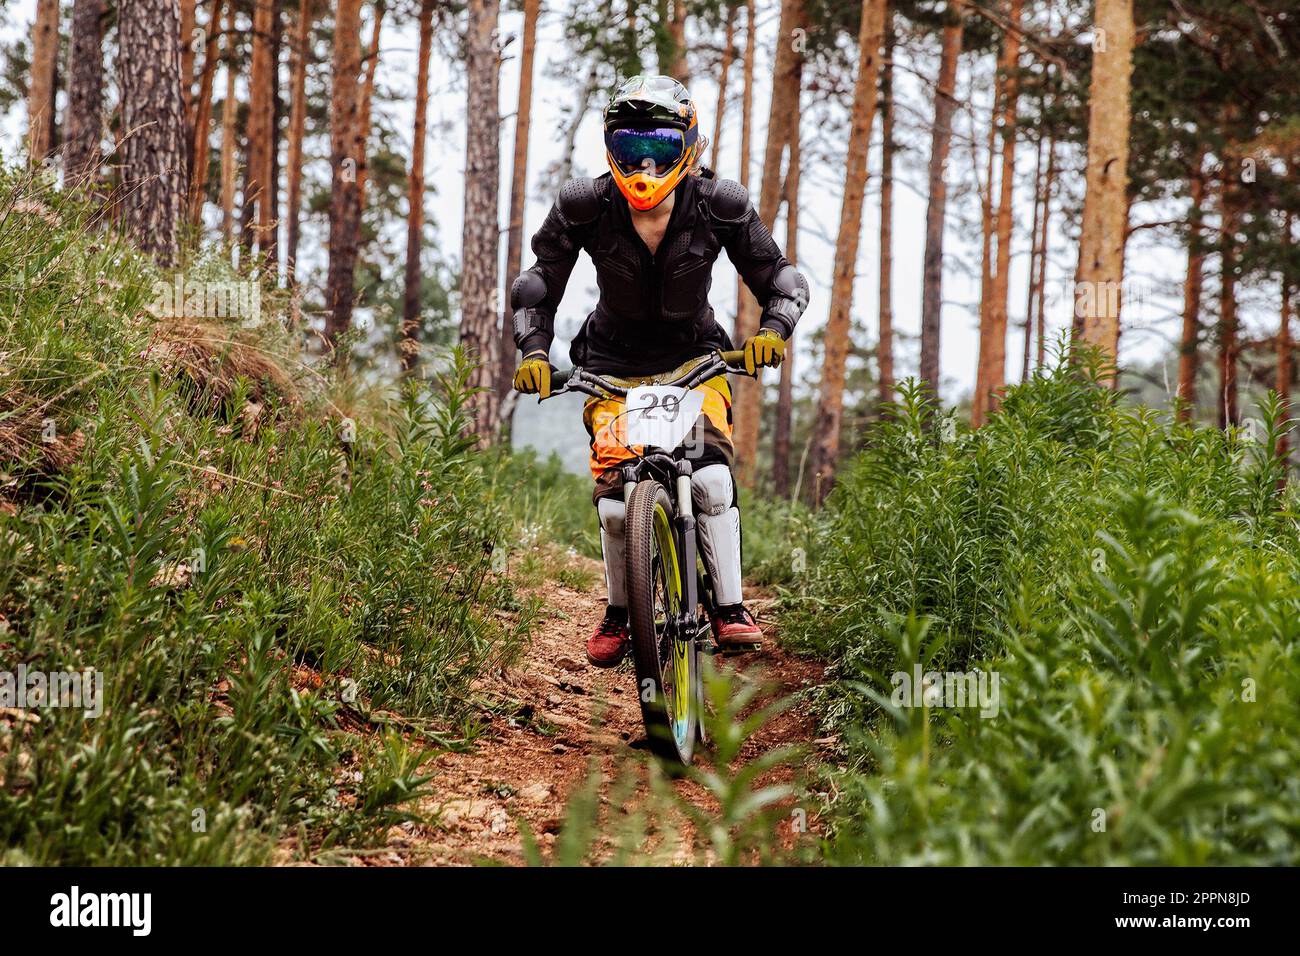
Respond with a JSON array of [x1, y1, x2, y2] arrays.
[[0, 171, 530, 864], [782, 360, 1300, 864]]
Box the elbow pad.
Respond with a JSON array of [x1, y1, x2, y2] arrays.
[[510, 272, 550, 345], [760, 266, 810, 338]]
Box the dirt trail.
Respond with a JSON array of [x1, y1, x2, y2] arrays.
[[366, 556, 825, 865]]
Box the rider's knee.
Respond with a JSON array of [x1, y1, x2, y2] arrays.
[[597, 496, 625, 535], [692, 464, 734, 517]]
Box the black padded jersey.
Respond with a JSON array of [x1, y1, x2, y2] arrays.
[[513, 171, 806, 377]]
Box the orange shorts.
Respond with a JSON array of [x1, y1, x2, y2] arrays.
[[583, 373, 733, 488]]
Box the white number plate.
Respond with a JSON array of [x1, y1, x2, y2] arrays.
[[625, 385, 705, 451]]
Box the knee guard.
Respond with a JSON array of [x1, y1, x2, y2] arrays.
[[597, 496, 627, 608], [692, 464, 743, 606]]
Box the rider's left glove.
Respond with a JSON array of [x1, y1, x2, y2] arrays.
[[743, 328, 786, 374], [512, 350, 553, 398]]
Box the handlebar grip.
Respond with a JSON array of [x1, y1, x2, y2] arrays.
[[720, 349, 746, 365], [550, 367, 573, 389]]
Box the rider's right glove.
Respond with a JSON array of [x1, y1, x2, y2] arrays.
[[512, 350, 553, 398]]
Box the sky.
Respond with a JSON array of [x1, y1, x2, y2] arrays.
[[2, 0, 1259, 448]]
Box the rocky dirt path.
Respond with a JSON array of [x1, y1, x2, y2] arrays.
[[362, 556, 826, 865]]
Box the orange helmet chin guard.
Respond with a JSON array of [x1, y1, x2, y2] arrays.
[[606, 143, 699, 211]]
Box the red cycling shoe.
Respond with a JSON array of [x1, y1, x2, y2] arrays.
[[586, 606, 630, 668], [711, 603, 763, 648]]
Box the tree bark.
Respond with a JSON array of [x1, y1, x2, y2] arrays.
[[772, 109, 800, 500], [246, 0, 278, 261], [918, 0, 966, 397], [1218, 181, 1239, 429], [1278, 209, 1293, 463], [180, 0, 197, 117], [1075, 0, 1135, 382], [403, 0, 436, 375], [809, 0, 887, 506], [1175, 154, 1206, 420], [188, 0, 223, 225], [710, 5, 736, 170], [285, 0, 312, 282], [734, 0, 804, 488], [119, 0, 188, 265], [734, 0, 756, 334], [356, 1, 386, 211], [498, 0, 540, 400], [64, 0, 106, 189], [28, 0, 61, 162], [1034, 134, 1055, 370], [459, 0, 502, 442], [1021, 132, 1044, 382], [972, 0, 1021, 428], [877, 6, 895, 409], [326, 0, 365, 347], [972, 95, 997, 423], [219, 0, 239, 241], [667, 0, 689, 83]]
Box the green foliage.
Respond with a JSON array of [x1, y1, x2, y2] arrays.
[[784, 362, 1300, 864], [0, 172, 527, 864]]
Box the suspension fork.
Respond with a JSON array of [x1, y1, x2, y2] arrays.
[[673, 461, 699, 634]]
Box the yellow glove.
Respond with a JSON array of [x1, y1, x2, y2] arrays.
[[512, 351, 552, 398], [743, 328, 786, 374]]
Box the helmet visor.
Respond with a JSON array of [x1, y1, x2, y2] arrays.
[[606, 126, 686, 177]]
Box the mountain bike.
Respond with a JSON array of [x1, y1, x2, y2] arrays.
[[543, 349, 752, 765]]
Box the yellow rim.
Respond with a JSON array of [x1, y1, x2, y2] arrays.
[[652, 500, 690, 746]]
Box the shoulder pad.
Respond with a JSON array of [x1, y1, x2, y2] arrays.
[[557, 177, 603, 225], [702, 177, 750, 222]]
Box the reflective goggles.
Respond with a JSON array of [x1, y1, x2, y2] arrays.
[[605, 126, 695, 177]]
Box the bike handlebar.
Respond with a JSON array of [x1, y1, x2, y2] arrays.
[[546, 349, 750, 400]]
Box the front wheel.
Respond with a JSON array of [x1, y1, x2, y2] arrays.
[[625, 480, 696, 765]]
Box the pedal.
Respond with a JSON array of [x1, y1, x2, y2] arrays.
[[715, 641, 763, 655]]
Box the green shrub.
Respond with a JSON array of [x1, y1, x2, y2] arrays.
[[786, 361, 1300, 864], [0, 171, 528, 864]]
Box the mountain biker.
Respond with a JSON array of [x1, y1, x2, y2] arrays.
[[509, 75, 809, 668]]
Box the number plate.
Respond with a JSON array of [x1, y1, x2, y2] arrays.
[[625, 385, 705, 452]]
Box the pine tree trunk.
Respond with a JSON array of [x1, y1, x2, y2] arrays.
[[710, 5, 736, 170], [402, 0, 436, 375], [973, 0, 1021, 427], [972, 100, 997, 425], [1278, 209, 1293, 464], [1034, 134, 1056, 369], [772, 111, 800, 500], [326, 0, 365, 347], [248, 0, 281, 262], [877, 6, 894, 409], [1176, 155, 1205, 420], [180, 0, 197, 117], [459, 0, 502, 442], [219, 0, 238, 241], [1021, 133, 1044, 381], [188, 0, 223, 224], [356, 1, 385, 211], [119, 0, 188, 265], [1075, 0, 1135, 381], [918, 0, 965, 396], [63, 0, 106, 189], [734, 0, 756, 333], [1218, 183, 1239, 429], [498, 0, 540, 400], [285, 0, 312, 282], [734, 0, 804, 487], [809, 0, 887, 506], [28, 0, 61, 162], [668, 0, 689, 83]]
